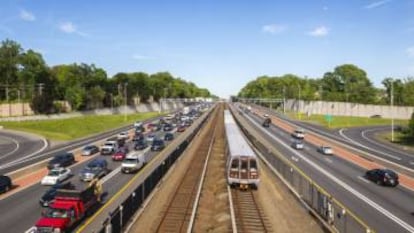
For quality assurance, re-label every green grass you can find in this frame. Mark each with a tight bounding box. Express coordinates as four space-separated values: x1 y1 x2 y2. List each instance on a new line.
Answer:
285 111 408 129
378 131 414 149
0 112 161 141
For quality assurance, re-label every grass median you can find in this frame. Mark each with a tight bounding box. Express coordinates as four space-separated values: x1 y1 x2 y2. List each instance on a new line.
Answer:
0 112 161 141
285 111 408 129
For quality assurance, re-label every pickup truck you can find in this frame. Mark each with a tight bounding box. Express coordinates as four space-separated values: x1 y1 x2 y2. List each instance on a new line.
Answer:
33 183 102 233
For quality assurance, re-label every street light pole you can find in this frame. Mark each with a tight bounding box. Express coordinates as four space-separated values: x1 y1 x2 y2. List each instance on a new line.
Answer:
297 84 301 120
124 83 128 122
282 86 286 114
391 80 394 142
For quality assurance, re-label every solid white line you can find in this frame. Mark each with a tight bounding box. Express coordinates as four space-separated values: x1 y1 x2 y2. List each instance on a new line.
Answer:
358 176 370 184
245 113 414 233
0 135 20 159
361 128 414 158
339 128 402 161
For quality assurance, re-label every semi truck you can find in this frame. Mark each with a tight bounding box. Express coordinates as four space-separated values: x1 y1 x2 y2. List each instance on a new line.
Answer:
33 183 102 233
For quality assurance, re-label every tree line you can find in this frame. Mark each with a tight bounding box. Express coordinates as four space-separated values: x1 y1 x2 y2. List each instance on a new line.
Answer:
238 64 414 106
0 39 213 114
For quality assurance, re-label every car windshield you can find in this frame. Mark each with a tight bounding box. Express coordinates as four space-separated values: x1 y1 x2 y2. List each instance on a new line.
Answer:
124 158 138 163
48 170 61 176
153 140 163 145
43 208 68 218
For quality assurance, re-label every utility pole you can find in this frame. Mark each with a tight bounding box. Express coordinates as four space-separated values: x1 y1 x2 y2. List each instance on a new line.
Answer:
124 83 128 122
283 86 286 114
297 84 301 120
391 80 394 142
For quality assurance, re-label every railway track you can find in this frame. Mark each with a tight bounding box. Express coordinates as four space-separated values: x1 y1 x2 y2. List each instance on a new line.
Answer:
229 189 273 233
155 105 223 233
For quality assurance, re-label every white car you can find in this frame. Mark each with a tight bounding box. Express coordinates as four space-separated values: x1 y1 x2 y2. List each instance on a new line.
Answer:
292 128 305 139
41 168 71 185
117 131 129 140
318 146 333 155
133 121 143 128
146 133 156 142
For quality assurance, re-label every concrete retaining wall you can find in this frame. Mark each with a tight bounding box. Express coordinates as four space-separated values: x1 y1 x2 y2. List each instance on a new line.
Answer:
285 99 414 119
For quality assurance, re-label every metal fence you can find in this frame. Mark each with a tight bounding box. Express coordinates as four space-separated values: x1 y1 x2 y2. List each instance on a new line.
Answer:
235 116 374 233
95 111 210 233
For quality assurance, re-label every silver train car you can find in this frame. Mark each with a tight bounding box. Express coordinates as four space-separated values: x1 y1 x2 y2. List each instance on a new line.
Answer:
224 110 260 189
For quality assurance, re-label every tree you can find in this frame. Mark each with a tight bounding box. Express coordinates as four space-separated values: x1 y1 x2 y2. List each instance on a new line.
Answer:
409 112 414 138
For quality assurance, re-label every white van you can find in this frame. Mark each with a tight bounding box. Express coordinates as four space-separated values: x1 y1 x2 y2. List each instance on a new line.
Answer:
121 150 154 173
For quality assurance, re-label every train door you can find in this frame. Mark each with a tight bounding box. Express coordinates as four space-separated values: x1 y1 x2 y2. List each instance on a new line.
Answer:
240 157 249 179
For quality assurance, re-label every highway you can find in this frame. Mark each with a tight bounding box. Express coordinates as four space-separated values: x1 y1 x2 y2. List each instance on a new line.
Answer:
254 105 414 173
0 130 48 169
238 107 414 233
0 114 202 233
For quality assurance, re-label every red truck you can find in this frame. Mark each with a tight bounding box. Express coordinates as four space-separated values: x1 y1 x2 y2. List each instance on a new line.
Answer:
33 183 101 233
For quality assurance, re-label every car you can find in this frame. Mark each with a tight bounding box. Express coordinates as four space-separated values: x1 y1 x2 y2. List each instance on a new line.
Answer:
135 125 145 134
81 145 99 156
133 121 143 128
149 123 162 132
184 119 193 127
134 139 148 150
317 146 333 155
146 133 156 142
39 182 74 207
151 139 165 151
79 159 108 181
164 132 174 141
112 149 128 161
262 118 271 127
117 131 129 140
41 168 72 185
291 140 304 150
263 113 269 118
177 125 186 132
163 123 174 132
365 169 399 187
132 133 145 142
292 128 305 139
0 175 12 193
47 153 75 170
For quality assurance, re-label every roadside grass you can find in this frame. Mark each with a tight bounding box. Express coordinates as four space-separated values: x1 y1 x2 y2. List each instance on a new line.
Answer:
0 112 160 141
285 111 408 129
377 131 414 149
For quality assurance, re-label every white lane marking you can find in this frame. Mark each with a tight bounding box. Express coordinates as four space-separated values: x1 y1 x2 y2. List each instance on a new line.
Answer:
361 128 414 158
245 113 414 233
291 156 299 162
358 176 370 184
339 128 402 161
0 135 20 159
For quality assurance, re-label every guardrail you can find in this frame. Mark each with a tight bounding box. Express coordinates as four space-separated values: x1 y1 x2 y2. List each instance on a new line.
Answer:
230 106 374 233
85 108 213 233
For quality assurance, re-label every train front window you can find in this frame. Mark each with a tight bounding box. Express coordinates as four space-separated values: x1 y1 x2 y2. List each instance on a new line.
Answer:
250 160 257 169
231 159 239 169
241 159 248 170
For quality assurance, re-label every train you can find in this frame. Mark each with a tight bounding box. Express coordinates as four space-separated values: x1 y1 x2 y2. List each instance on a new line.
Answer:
224 109 260 189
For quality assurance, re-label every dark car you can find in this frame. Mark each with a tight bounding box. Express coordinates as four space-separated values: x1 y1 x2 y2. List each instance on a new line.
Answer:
151 139 165 151
81 145 99 156
184 119 193 127
163 123 174 132
164 132 174 141
47 153 75 170
79 159 108 181
0 175 12 193
39 182 74 207
132 133 145 142
365 169 399 187
134 139 148 150
262 118 271 127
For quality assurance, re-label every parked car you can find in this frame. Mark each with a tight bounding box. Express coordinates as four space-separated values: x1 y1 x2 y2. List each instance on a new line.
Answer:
81 145 99 156
291 140 304 150
112 149 127 161
164 132 174 141
317 146 333 155
39 182 74 207
41 168 72 185
0 175 12 193
365 168 399 187
117 131 129 140
134 139 148 150
79 159 108 181
151 139 165 151
47 153 75 170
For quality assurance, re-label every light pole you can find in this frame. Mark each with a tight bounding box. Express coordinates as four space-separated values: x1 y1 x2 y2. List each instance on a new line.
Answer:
124 83 128 122
297 83 301 120
282 86 286 114
391 80 394 142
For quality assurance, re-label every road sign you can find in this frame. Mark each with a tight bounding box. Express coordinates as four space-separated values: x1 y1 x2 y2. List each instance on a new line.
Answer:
325 114 333 122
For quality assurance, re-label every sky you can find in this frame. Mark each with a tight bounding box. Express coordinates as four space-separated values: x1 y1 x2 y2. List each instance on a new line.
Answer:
1 0 414 98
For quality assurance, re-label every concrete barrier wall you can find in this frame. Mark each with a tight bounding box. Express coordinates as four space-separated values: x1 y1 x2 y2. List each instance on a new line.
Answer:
284 99 414 119
0 101 184 122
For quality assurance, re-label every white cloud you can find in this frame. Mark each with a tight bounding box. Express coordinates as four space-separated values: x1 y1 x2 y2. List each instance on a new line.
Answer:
20 9 35 21
364 0 392 9
132 54 155 60
262 24 287 34
308 26 329 37
59 22 76 33
407 47 414 57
